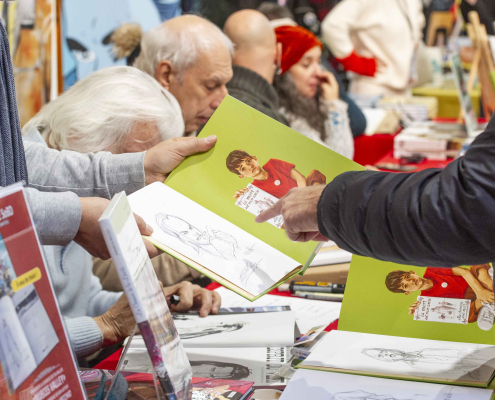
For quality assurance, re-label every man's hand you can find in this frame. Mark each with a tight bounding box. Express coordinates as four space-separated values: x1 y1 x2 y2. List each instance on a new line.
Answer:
94 293 136 346
144 136 217 185
164 281 221 317
319 71 340 102
476 288 495 304
74 197 158 260
233 187 249 200
255 185 328 242
408 300 421 316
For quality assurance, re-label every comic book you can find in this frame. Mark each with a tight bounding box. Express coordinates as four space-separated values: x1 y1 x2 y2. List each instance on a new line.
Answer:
338 256 495 345
0 183 85 400
129 96 364 301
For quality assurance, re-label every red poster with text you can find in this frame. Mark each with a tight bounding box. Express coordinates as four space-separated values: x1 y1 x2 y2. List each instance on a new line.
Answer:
0 183 85 400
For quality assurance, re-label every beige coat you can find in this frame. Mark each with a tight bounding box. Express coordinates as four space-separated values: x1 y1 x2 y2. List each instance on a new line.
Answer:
93 253 202 292
322 0 425 95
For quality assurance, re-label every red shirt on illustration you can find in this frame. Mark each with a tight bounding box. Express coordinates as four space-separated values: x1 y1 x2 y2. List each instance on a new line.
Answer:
251 159 298 199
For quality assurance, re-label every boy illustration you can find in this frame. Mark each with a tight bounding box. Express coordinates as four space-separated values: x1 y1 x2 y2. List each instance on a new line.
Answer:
226 150 307 199
385 265 494 326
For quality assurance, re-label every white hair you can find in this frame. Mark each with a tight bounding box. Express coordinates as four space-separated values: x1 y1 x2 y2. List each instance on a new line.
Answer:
134 16 234 80
22 66 185 153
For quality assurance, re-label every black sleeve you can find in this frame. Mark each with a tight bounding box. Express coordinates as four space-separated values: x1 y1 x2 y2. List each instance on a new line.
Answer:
317 114 495 267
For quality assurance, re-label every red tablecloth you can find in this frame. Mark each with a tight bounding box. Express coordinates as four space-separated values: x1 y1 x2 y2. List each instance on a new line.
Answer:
353 133 397 166
93 283 339 370
375 151 454 172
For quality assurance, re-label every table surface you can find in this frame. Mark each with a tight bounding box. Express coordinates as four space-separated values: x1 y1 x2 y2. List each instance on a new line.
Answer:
93 283 339 370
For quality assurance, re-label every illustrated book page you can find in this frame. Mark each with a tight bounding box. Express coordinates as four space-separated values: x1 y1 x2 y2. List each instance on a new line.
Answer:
99 192 192 400
300 330 495 386
128 311 295 348
0 183 85 400
338 255 495 345
129 183 302 300
280 369 493 400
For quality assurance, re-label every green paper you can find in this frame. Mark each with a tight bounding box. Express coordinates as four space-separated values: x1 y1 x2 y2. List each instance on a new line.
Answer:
339 256 495 345
166 96 364 265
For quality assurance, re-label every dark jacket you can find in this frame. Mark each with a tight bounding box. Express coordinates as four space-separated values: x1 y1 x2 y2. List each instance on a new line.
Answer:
318 114 495 268
227 65 290 126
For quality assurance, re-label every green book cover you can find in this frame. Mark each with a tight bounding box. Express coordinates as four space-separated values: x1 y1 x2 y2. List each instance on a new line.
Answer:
339 256 495 345
129 96 363 300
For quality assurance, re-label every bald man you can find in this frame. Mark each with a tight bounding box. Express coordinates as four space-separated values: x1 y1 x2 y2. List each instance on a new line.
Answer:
134 15 234 133
224 10 289 125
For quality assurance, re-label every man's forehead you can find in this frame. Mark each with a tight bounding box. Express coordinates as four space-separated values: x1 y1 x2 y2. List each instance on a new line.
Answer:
192 48 233 80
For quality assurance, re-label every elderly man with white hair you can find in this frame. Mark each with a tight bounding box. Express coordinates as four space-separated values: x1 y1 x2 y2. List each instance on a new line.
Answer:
22 66 221 359
114 15 234 134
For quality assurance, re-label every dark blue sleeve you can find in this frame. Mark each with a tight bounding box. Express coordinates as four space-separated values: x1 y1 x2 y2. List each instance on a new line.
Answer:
317 114 495 267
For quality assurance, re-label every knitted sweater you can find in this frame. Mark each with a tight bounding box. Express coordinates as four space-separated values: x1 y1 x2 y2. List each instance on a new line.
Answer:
227 65 289 126
280 99 354 160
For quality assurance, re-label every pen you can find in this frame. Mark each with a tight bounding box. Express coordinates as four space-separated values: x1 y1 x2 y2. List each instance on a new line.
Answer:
294 291 344 302
279 281 345 294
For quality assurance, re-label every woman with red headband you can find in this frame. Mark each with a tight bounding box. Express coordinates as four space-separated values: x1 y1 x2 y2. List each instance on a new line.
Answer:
273 25 354 160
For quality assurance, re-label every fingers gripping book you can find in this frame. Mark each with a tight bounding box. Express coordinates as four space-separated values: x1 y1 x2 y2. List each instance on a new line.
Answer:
129 96 363 301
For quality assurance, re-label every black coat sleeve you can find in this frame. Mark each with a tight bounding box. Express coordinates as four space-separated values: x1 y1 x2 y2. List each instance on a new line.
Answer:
317 114 495 267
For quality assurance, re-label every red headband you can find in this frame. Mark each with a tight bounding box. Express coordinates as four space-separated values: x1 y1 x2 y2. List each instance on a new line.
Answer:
275 25 323 74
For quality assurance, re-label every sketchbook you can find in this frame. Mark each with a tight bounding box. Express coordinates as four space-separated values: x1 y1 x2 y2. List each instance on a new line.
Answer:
280 369 493 400
299 330 495 387
338 256 495 345
128 310 296 348
128 96 364 301
99 192 192 400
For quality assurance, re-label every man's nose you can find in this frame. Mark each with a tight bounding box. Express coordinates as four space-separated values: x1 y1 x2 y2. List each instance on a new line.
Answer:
211 85 229 109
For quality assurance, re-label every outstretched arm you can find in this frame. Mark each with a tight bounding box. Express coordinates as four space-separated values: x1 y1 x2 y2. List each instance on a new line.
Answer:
290 168 307 188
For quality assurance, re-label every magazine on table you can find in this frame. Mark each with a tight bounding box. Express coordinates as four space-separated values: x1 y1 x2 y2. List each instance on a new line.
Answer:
280 369 494 400
99 192 192 400
128 96 364 301
0 183 85 400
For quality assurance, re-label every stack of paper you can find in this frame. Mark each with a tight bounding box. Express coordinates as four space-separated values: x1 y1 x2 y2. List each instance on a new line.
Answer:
310 240 352 266
377 96 438 121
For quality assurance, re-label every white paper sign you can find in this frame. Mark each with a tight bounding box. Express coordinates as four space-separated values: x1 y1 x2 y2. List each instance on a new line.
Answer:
414 296 471 325
235 184 284 229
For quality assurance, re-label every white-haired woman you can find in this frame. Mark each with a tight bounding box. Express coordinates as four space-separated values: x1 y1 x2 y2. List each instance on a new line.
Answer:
23 66 219 360
23 65 184 153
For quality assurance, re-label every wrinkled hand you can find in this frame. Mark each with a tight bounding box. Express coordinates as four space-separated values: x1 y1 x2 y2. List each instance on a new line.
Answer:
74 197 158 260
164 281 221 317
94 293 136 346
408 300 421 316
233 187 249 200
476 288 494 304
144 136 217 185
255 185 328 242
319 71 339 102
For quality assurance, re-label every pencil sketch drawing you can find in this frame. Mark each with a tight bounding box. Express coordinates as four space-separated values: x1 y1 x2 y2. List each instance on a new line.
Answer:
240 259 263 287
179 321 247 340
362 347 487 380
156 214 239 260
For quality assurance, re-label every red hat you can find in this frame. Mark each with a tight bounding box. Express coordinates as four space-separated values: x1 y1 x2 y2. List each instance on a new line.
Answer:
275 25 323 74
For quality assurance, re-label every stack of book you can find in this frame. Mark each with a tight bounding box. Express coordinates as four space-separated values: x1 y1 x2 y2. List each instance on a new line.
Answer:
376 96 439 121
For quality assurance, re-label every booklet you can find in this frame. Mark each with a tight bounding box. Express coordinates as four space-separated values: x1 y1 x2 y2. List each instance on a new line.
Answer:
128 96 363 301
280 369 493 400
338 256 495 344
99 192 192 400
130 311 296 348
300 330 495 387
0 183 85 400
121 346 291 386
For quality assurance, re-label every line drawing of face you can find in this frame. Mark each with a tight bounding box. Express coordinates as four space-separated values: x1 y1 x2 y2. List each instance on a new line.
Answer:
179 322 246 339
190 361 250 380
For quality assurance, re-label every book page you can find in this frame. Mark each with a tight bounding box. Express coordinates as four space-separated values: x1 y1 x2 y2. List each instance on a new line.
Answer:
339 256 495 345
281 369 493 400
129 183 300 297
235 184 284 229
214 286 341 334
302 331 495 385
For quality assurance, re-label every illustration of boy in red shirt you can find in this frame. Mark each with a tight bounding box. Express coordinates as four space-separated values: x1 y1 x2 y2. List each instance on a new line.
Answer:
385 265 494 324
226 150 308 199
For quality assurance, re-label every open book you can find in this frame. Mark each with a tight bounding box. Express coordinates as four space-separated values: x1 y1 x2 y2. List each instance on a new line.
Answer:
129 96 363 300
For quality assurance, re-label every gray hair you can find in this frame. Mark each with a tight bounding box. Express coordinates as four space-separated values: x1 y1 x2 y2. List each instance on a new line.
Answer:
133 16 234 81
22 66 184 153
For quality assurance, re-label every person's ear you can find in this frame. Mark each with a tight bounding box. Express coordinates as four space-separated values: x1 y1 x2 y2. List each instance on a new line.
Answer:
155 60 173 90
238 175 245 179
253 156 258 161
404 291 411 295
409 270 415 275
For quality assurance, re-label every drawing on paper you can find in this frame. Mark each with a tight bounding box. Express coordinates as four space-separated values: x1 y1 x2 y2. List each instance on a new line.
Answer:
190 361 251 380
361 347 487 380
330 390 416 400
179 322 247 340
240 259 262 287
156 214 239 260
